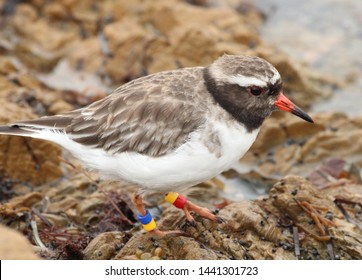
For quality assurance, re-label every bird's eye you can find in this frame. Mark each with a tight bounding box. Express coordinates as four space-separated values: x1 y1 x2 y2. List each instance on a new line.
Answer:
249 86 264 96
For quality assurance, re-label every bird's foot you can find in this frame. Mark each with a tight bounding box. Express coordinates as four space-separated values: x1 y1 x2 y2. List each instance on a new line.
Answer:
165 192 224 225
184 200 224 224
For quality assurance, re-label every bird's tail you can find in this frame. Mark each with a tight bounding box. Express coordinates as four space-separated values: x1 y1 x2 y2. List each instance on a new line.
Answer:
0 115 73 138
0 125 37 137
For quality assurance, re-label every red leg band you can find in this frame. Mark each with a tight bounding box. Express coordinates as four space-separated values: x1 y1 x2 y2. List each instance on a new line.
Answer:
173 193 187 209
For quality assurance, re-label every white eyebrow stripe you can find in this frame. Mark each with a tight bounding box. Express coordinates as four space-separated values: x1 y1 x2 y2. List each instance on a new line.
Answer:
228 75 267 88
269 68 281 84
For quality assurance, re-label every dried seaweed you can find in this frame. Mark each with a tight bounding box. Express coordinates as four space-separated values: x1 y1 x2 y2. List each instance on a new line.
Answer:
294 199 334 241
38 227 91 259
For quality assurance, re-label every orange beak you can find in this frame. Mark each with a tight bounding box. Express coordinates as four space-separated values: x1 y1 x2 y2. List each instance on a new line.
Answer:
275 92 314 123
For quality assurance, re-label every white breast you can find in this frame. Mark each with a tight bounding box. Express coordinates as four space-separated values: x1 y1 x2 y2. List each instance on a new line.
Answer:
35 120 259 192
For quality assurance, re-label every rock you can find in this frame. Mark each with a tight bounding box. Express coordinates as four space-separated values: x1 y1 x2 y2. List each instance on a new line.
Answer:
102 18 150 82
245 112 362 179
0 224 40 259
83 231 126 260
251 120 286 152
4 192 43 210
300 130 362 163
0 135 63 185
115 235 221 260
283 117 325 139
256 49 331 108
0 56 18 75
115 175 362 260
35 213 69 229
9 3 77 71
270 176 362 260
42 2 68 19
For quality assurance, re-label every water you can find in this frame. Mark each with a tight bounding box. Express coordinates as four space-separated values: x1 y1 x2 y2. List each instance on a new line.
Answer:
252 0 362 115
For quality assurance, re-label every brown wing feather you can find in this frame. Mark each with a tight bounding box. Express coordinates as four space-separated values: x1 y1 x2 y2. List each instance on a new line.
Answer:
66 69 206 157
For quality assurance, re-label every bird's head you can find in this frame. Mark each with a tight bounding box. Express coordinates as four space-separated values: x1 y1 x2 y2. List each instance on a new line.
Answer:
204 54 313 131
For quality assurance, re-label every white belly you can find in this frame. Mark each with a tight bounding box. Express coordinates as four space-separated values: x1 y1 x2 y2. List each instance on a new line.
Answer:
37 121 259 192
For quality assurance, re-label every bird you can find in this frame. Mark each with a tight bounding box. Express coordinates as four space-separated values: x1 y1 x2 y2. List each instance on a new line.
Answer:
0 54 313 236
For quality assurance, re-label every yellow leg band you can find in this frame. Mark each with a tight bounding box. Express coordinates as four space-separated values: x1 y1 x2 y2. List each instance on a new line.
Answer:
165 192 179 204
143 218 156 232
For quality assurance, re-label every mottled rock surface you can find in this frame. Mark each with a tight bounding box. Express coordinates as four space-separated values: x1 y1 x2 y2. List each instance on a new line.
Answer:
112 176 362 260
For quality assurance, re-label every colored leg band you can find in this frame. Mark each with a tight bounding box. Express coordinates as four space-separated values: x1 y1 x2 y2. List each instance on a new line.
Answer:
137 210 156 232
165 192 187 209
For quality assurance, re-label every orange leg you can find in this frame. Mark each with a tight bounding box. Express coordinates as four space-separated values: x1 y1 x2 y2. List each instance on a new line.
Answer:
132 192 187 237
165 192 224 225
